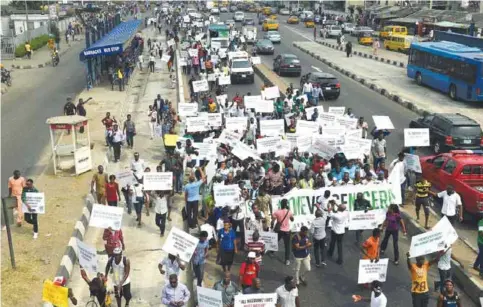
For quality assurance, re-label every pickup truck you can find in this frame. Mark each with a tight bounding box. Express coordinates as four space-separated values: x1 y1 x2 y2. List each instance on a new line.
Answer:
420 150 483 220
242 26 257 44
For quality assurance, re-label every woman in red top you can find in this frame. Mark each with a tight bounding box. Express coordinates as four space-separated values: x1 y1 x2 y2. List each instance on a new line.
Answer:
102 227 125 258
239 252 260 291
105 175 121 207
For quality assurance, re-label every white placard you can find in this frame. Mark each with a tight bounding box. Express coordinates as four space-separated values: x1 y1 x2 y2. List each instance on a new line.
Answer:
162 227 199 262
76 239 98 274
89 204 124 230
195 33 204 41
314 134 345 147
213 184 240 207
348 209 387 230
432 216 458 247
404 153 422 173
197 287 223 307
257 136 281 154
226 117 247 132
187 117 209 132
310 138 339 159
336 116 358 130
276 139 292 157
218 75 231 85
143 172 173 190
192 80 209 93
216 94 227 106
409 230 446 258
183 15 190 23
264 86 280 99
234 293 277 307
161 54 171 62
328 106 345 116
115 170 137 188
260 119 284 137
322 126 345 136
318 112 337 127
346 137 372 156
255 100 275 113
168 38 175 46
231 141 262 161
340 143 363 160
251 56 261 65
357 259 389 284
178 103 199 117
372 115 395 130
244 95 262 105
404 128 430 147
292 159 307 175
207 113 223 127
345 129 363 139
207 73 217 81
193 142 217 160
205 161 217 184
179 58 188 66
218 130 243 147
296 120 319 134
189 48 199 57
245 229 278 251
305 106 324 120
74 146 93 175
23 192 45 214
296 135 312 152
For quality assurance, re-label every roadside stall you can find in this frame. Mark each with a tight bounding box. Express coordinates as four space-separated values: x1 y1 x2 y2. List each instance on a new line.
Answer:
46 115 93 176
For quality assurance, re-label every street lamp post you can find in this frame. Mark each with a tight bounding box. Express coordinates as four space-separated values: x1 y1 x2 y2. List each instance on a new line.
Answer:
24 0 30 42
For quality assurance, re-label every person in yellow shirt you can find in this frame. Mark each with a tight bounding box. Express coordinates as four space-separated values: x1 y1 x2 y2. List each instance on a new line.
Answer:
117 68 124 91
208 99 217 113
25 42 32 59
406 251 443 307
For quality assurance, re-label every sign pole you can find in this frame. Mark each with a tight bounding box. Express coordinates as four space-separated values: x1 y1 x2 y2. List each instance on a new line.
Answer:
2 198 16 269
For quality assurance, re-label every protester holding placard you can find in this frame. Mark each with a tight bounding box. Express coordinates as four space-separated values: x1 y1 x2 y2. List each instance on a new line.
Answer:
21 178 40 239
328 202 350 265
406 251 443 307
105 248 132 307
239 252 260 291
380 204 407 265
352 280 387 306
158 253 186 284
103 227 125 259
361 228 381 264
184 168 206 229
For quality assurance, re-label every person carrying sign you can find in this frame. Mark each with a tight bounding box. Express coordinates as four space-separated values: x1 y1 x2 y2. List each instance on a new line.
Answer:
354 193 372 244
79 268 110 307
21 178 40 239
360 228 381 287
105 247 132 307
352 280 387 306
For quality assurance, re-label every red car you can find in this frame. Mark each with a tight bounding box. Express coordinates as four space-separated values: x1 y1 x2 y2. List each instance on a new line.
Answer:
421 150 483 220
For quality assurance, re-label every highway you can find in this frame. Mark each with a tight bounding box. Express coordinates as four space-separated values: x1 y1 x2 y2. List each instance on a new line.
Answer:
213 11 477 306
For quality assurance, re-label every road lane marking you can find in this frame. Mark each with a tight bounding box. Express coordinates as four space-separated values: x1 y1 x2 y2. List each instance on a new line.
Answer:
311 66 322 72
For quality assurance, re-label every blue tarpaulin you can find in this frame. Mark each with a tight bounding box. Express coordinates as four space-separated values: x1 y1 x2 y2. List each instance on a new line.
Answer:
80 19 141 60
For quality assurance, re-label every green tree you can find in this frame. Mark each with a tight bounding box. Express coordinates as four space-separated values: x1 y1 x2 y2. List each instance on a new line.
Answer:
10 1 43 11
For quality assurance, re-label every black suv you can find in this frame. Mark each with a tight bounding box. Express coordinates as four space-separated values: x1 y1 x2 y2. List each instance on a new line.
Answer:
300 71 341 100
409 113 483 153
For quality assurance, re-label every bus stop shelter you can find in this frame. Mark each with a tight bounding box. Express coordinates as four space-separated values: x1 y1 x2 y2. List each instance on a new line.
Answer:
46 115 92 176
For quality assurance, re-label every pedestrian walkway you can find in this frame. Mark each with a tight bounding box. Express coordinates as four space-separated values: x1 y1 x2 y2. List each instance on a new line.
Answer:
2 37 85 70
293 41 483 126
67 27 193 306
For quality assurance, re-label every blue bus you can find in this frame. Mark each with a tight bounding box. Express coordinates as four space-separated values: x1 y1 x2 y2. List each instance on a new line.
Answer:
407 41 483 102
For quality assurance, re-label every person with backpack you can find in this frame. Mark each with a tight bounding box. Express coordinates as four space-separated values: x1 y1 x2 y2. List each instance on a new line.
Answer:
239 252 260 291
437 279 461 307
105 247 132 307
292 226 312 287
80 268 110 307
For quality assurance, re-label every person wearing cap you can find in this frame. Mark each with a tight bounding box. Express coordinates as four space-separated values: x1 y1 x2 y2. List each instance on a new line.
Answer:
161 274 190 307
437 279 461 307
105 247 132 307
353 280 387 306
239 251 260 291
64 97 77 116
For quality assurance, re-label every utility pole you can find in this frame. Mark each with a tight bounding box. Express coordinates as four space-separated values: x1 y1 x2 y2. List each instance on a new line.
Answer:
24 0 30 42
480 0 483 13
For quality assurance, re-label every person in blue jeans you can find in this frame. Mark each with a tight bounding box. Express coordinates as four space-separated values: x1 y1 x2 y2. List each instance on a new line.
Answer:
474 219 483 278
184 168 206 229
192 231 209 286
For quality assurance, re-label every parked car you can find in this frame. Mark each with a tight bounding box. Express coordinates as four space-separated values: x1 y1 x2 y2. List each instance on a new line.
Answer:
420 150 483 220
243 18 255 26
324 20 338 26
254 39 275 54
210 8 220 15
220 7 228 13
409 113 483 154
234 11 245 22
342 23 355 34
300 72 341 99
352 26 373 36
279 8 290 15
273 54 302 76
230 6 238 12
287 15 300 24
326 25 342 37
263 31 281 43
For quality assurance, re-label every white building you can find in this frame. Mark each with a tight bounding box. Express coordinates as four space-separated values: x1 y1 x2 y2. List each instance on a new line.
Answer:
9 13 50 36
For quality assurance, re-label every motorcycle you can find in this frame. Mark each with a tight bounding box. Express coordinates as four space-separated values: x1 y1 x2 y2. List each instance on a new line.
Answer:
1 69 12 87
52 53 60 66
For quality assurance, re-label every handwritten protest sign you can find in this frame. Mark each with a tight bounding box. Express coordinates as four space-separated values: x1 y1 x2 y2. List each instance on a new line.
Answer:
336 116 358 130
404 153 422 173
76 238 98 274
23 192 45 214
276 140 292 157
372 115 395 130
260 119 284 137
432 216 458 247
144 172 173 190
310 138 339 159
357 259 389 284
42 279 69 307
116 170 136 188
178 103 199 117
214 184 240 207
348 209 387 230
216 94 228 105
346 137 372 156
207 113 223 127
231 142 262 161
234 293 277 307
245 229 279 251
197 287 222 307
328 106 345 116
193 142 217 160
89 204 124 230
257 136 281 154
192 80 209 92
244 95 262 105
187 117 209 132
161 54 171 62
162 227 199 262
218 75 231 85
226 117 247 131
404 128 430 147
409 230 446 258
296 120 318 134
318 112 337 127
251 56 261 65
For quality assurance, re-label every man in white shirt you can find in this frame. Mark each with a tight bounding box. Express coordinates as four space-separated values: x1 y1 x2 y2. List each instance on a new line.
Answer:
353 280 387 307
109 124 124 163
276 276 300 307
434 185 462 225
302 81 313 102
327 203 349 265
389 152 407 205
138 54 144 70
158 254 186 284
131 152 145 183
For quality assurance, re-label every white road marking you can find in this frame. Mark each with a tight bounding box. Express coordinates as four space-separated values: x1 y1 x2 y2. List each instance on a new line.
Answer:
282 24 316 42
311 66 322 72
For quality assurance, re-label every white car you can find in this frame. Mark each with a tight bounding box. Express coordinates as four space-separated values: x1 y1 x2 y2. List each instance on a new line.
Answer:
210 8 220 15
220 7 228 12
279 8 290 15
234 11 245 22
230 58 254 84
352 26 373 36
263 31 281 43
342 23 355 34
327 25 342 37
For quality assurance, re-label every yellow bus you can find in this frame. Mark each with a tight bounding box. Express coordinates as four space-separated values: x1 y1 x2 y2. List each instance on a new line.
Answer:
380 25 408 39
383 34 412 53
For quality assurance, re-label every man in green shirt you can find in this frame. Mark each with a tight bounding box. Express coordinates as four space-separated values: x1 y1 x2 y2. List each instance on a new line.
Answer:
274 98 284 119
21 178 40 239
213 271 240 306
474 219 483 277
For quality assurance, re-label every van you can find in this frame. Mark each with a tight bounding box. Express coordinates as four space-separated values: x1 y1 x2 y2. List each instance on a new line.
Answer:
380 25 408 39
384 34 412 53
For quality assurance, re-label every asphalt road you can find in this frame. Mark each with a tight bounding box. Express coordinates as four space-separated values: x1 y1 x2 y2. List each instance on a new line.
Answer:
1 44 86 188
218 12 477 306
